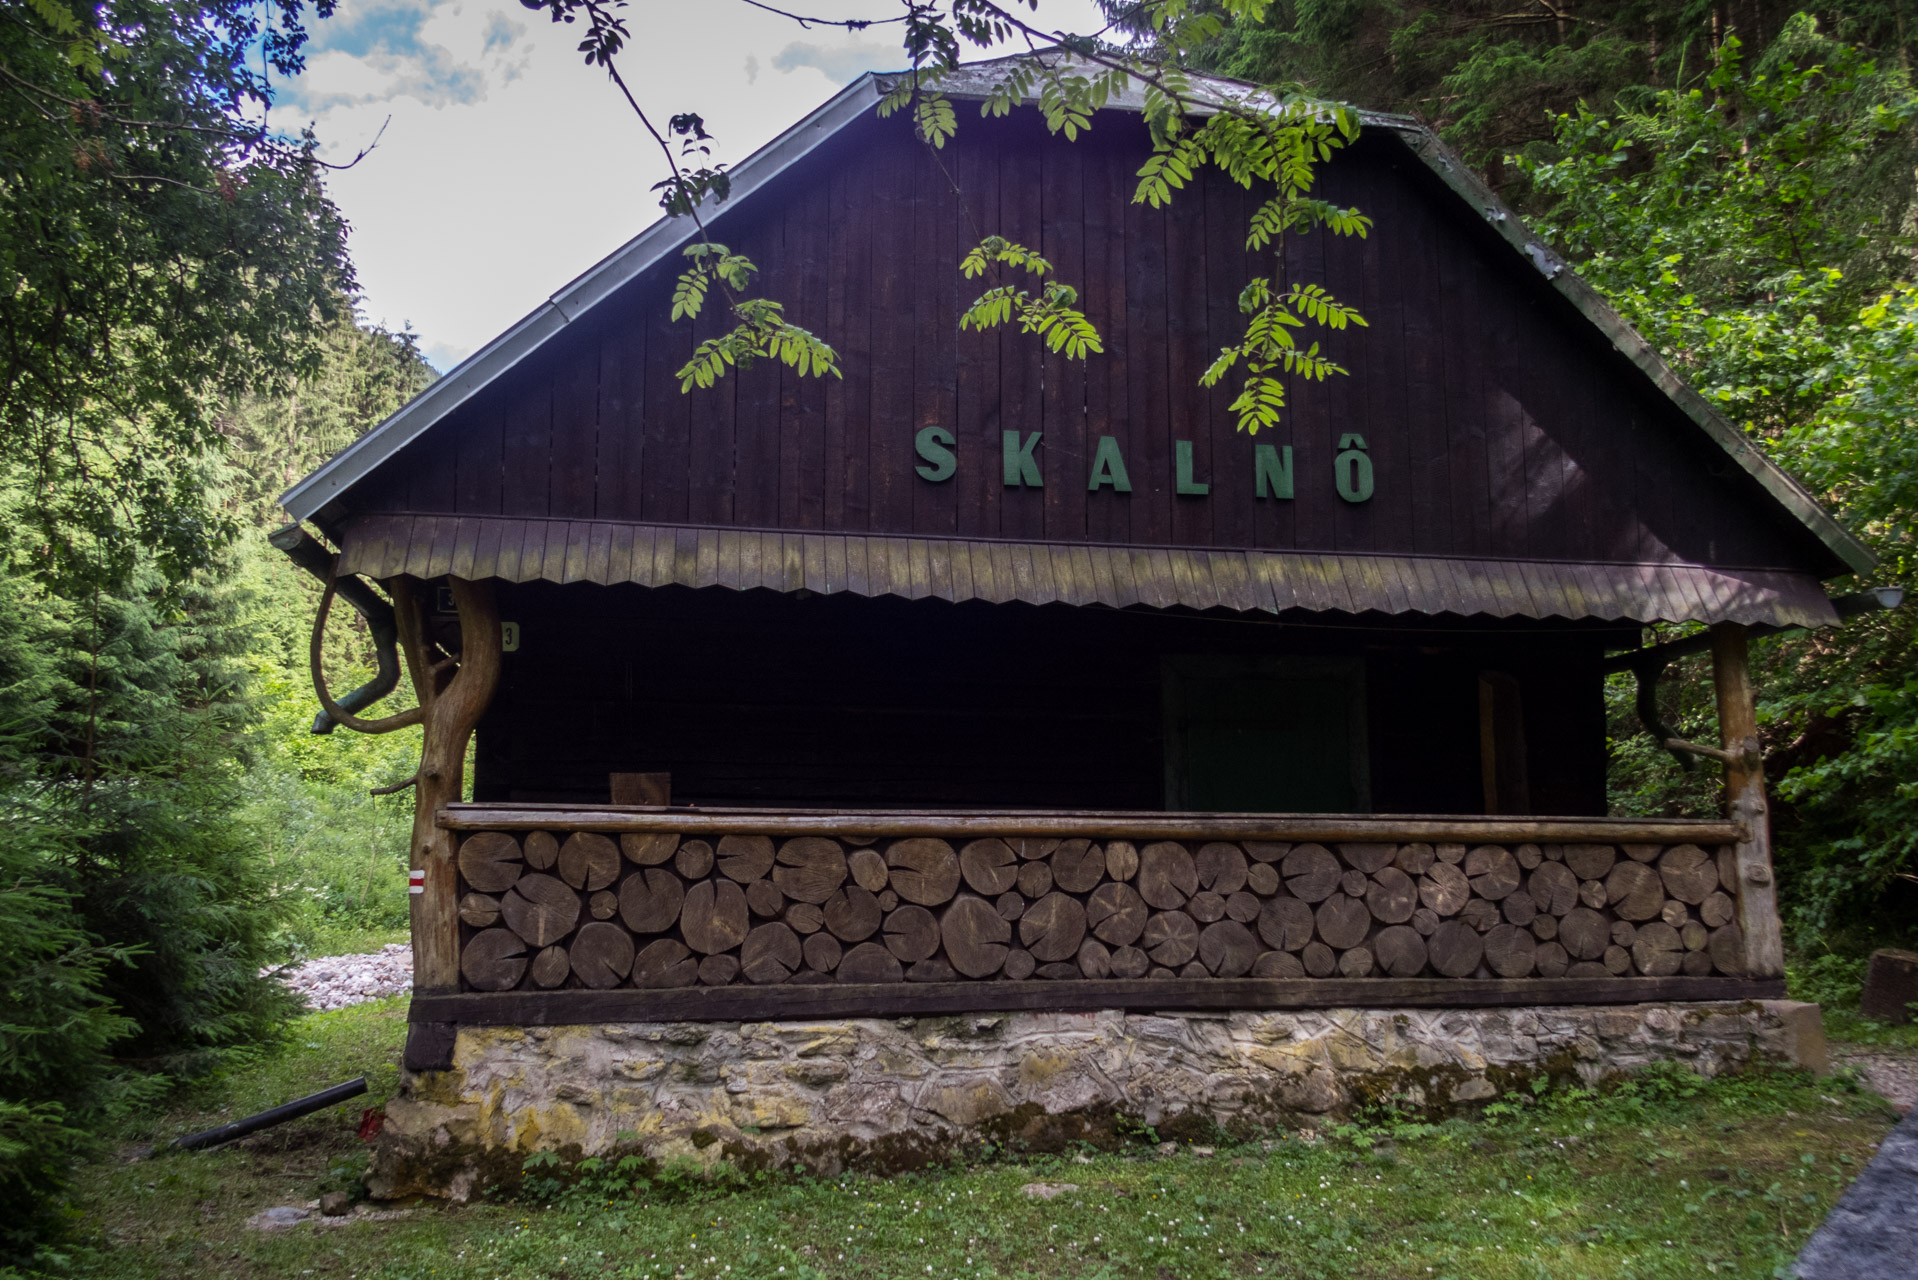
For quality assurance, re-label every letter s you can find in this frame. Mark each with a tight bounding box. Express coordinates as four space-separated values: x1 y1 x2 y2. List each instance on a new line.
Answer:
915 426 956 482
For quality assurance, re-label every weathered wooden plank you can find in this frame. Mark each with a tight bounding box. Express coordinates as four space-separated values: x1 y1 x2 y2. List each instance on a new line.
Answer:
968 540 1000 602
453 398 504 516
803 532 830 594
469 516 505 581
447 517 480 582
414 974 1786 1027
560 520 592 585
423 515 459 579
780 531 805 594
630 524 661 588
531 520 563 585
927 539 955 601
948 538 975 602
595 313 645 522
823 533 848 596
549 344 601 523
606 521 635 586
907 537 933 599
440 803 1744 844
714 528 743 592
842 533 869 597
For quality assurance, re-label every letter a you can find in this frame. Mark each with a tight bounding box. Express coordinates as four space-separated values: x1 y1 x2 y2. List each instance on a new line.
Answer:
1087 436 1132 493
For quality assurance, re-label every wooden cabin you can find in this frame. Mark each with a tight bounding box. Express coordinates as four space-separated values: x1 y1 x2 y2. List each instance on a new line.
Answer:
278 58 1870 1060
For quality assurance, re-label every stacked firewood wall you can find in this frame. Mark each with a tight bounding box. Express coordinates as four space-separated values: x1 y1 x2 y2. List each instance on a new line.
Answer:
454 832 1747 991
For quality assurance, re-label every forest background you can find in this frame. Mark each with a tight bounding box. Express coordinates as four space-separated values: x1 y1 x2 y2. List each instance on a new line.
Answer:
2 0 1915 1266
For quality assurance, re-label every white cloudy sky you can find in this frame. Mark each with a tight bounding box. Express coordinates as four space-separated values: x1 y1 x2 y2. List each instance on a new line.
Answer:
270 0 1107 370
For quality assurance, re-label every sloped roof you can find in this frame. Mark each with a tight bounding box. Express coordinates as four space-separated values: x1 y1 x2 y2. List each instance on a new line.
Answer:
280 53 1873 578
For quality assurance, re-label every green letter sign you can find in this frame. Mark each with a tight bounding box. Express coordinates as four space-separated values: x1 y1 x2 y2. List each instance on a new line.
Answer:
914 426 956 482
1002 430 1043 487
1088 436 1132 492
1174 440 1209 496
1335 433 1373 503
1254 443 1293 499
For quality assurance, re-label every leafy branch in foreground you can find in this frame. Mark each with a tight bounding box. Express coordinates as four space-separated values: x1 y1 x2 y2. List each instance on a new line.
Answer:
957 236 1104 359
529 0 1366 417
1137 96 1372 433
872 1 1372 429
520 0 841 391
672 245 838 391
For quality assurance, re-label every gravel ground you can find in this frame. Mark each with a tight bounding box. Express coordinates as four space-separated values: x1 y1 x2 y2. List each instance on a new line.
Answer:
273 944 412 1011
1834 1048 1918 1112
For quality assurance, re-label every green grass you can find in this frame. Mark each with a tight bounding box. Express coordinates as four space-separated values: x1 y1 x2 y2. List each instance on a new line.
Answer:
59 1000 1901 1280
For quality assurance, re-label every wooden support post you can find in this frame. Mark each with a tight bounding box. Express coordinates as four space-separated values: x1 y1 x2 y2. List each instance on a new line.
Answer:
1711 622 1783 978
397 577 503 994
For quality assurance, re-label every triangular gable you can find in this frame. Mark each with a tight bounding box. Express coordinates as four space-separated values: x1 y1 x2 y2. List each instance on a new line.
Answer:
282 56 1871 584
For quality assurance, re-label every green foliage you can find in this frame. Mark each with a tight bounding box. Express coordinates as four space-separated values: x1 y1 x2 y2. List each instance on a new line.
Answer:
0 0 353 588
669 243 840 391
1134 97 1368 433
1516 22 1918 943
958 236 1105 359
0 302 427 1262
1187 1 1918 170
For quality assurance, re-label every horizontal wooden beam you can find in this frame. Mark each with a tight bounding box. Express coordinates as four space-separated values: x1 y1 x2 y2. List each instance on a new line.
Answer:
410 975 1784 1026
439 804 1744 845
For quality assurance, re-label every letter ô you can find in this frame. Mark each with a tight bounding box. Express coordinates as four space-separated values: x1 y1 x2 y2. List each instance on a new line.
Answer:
1335 433 1374 503
1003 430 1043 488
915 426 956 482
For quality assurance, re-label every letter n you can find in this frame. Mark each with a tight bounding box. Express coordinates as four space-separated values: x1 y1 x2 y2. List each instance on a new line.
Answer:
1255 443 1294 499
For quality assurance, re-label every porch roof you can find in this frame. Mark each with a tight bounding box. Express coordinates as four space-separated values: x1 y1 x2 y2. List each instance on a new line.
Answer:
337 513 1839 629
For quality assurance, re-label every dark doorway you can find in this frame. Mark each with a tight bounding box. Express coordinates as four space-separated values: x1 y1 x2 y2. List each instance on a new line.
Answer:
1162 656 1370 812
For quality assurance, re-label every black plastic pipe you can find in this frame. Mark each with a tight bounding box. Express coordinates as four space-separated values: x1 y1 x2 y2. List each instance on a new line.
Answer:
174 1077 368 1151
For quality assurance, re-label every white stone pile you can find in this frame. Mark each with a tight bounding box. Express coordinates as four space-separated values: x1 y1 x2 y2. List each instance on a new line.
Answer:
274 943 413 1011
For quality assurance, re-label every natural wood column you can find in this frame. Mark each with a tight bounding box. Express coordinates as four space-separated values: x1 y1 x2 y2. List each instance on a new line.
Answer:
312 570 502 995
394 577 502 993
1711 622 1783 978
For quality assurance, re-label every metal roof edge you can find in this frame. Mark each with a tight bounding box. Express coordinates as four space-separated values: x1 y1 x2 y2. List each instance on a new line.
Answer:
278 73 887 522
1380 121 1876 578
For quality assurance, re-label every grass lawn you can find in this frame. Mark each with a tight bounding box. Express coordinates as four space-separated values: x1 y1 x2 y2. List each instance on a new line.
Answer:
65 998 1901 1280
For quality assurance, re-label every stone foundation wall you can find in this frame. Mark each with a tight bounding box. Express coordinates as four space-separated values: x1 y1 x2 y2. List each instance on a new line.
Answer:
369 1000 1827 1201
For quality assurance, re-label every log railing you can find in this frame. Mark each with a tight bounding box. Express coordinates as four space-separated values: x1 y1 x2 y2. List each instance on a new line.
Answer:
415 808 1780 1031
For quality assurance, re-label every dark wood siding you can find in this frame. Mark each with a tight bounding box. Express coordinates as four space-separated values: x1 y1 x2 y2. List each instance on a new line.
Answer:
344 110 1828 576
472 582 1615 814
